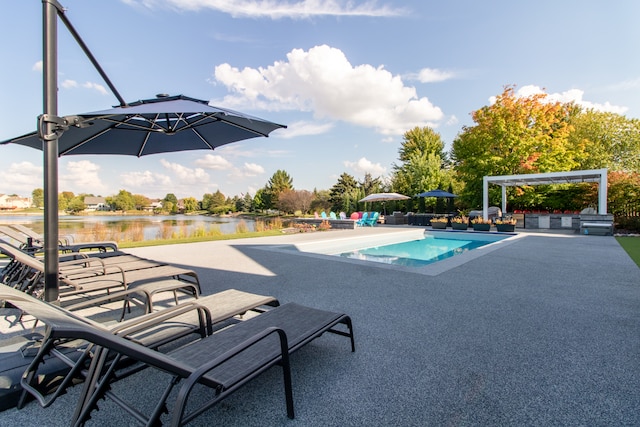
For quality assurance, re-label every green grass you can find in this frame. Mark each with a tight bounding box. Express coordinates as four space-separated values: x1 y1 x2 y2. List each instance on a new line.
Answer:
616 236 640 268
117 229 284 249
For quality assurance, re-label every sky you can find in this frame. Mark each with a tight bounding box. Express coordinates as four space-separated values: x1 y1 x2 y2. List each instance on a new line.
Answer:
1 0 639 201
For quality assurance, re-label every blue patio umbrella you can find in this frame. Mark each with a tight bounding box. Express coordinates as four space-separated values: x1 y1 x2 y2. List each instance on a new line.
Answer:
3 94 286 157
416 189 458 198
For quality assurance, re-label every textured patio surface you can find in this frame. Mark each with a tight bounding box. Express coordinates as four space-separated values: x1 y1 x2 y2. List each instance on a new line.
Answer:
1 226 639 426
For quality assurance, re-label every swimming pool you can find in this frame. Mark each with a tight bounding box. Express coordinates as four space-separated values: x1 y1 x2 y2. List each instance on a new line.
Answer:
337 234 494 267
286 229 517 274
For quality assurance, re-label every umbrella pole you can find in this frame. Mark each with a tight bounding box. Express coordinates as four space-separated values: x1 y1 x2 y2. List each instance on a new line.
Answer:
42 0 60 302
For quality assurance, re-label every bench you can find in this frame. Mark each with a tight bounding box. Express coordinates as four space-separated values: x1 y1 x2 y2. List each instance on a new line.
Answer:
580 222 613 236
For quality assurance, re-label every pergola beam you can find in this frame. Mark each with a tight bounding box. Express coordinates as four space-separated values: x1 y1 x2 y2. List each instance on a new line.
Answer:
482 168 608 220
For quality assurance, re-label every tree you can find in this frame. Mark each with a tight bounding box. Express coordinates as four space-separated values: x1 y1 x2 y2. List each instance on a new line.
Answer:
277 189 314 214
359 173 382 197
240 193 253 212
398 126 447 164
66 195 86 213
32 188 44 208
309 188 331 213
329 173 359 213
253 188 267 212
569 108 640 172
392 127 447 212
265 170 293 209
58 191 75 212
163 193 179 214
201 193 214 211
133 194 151 211
107 190 135 211
210 190 226 209
182 197 199 213
452 85 575 208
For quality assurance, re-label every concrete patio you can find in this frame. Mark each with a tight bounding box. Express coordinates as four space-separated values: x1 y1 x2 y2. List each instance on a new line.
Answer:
1 226 639 426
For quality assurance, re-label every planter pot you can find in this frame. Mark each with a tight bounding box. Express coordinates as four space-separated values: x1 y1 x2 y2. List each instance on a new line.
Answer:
431 221 447 229
496 223 515 232
451 222 468 230
472 223 491 232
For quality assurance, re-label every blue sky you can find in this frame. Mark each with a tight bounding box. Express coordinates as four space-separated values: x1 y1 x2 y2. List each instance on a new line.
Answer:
1 0 638 200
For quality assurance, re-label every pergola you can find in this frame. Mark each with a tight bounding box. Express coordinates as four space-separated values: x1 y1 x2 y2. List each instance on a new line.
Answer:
482 168 608 220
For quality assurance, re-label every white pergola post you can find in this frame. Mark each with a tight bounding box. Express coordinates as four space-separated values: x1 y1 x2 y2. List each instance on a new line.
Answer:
482 176 489 220
501 185 507 216
598 168 608 214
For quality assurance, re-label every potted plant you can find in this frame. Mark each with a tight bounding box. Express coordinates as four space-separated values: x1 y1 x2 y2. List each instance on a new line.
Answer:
471 217 492 231
495 217 517 232
451 216 469 230
430 216 448 229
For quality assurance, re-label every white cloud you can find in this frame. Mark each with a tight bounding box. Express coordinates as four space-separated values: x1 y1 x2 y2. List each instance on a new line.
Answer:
60 160 108 193
121 170 172 189
32 61 42 72
126 0 406 19
415 68 455 83
59 79 108 95
0 161 42 195
214 45 444 135
194 154 234 170
491 85 628 114
344 157 386 176
278 120 334 138
61 79 78 89
82 81 109 96
160 159 210 185
243 162 265 176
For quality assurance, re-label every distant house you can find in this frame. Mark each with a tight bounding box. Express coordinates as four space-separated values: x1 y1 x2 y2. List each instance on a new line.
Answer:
0 194 32 210
83 196 109 212
144 200 163 212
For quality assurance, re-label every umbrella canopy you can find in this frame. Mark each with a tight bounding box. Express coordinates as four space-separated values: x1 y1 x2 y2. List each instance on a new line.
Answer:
417 189 458 198
1 1 287 304
2 95 286 156
359 192 410 203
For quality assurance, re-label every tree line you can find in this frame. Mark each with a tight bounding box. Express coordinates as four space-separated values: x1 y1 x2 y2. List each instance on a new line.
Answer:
27 86 640 226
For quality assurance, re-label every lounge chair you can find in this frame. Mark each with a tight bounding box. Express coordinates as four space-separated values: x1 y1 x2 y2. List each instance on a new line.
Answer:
0 243 200 309
2 224 118 253
329 211 337 219
339 212 347 220
321 211 328 218
0 285 279 411
0 286 354 425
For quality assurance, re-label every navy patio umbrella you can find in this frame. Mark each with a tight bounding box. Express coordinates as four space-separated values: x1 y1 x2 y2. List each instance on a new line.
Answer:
3 94 286 157
416 189 458 198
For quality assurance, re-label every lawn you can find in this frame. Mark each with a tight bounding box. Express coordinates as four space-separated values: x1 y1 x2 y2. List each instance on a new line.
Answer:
616 236 640 268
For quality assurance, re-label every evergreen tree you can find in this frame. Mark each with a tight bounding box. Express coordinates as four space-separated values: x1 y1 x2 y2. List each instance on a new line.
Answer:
329 173 359 212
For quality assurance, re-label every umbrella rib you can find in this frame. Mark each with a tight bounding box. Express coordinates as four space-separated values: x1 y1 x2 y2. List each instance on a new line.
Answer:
138 132 151 157
212 114 270 137
190 127 215 149
59 127 112 155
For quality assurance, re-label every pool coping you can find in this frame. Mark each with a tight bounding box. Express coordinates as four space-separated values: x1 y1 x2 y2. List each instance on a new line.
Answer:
262 229 525 276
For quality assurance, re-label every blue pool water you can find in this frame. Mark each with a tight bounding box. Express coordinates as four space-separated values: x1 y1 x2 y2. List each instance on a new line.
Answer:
338 234 496 267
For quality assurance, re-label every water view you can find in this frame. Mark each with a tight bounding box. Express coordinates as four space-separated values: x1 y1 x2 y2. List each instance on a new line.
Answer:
0 214 257 243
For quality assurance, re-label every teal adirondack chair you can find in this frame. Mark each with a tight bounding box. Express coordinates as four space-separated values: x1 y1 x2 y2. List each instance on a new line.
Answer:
364 212 379 226
356 212 369 226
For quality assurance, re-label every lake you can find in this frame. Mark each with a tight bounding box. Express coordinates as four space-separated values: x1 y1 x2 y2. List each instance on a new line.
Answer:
0 214 257 244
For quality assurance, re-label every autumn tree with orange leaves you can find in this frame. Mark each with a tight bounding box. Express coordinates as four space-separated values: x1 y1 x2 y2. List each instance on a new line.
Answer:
452 85 580 208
